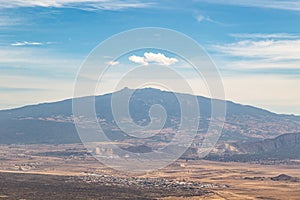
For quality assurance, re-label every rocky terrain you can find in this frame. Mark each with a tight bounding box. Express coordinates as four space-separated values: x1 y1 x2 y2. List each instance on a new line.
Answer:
206 132 300 162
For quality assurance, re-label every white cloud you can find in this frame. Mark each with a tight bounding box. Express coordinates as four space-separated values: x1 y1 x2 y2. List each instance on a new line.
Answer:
211 33 300 74
196 15 205 22
105 60 119 66
213 44 300 72
128 55 148 65
11 41 43 46
196 0 300 11
218 59 300 70
0 0 153 11
213 39 300 62
144 52 178 66
230 33 300 39
195 14 226 25
10 41 56 46
128 52 178 66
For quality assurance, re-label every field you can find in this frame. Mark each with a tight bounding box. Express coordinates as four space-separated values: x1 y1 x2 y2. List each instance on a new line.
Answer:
0 144 300 199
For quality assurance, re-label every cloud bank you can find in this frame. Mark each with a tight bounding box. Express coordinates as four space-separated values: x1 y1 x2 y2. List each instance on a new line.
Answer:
214 39 300 61
0 0 153 11
213 33 300 71
196 0 300 11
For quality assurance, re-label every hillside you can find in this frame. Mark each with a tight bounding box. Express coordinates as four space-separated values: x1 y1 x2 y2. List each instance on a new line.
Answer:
0 88 299 144
207 133 300 161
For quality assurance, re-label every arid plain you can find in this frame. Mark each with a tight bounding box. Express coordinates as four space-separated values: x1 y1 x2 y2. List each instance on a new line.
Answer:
0 144 299 199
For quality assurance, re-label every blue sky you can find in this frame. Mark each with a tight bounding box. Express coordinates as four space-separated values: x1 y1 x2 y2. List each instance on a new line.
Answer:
0 0 300 114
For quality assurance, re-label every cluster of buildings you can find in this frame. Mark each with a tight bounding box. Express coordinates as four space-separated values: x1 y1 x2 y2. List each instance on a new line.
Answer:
76 173 229 191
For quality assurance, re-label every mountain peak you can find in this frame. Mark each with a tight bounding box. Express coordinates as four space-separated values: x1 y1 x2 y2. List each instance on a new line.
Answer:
0 88 300 144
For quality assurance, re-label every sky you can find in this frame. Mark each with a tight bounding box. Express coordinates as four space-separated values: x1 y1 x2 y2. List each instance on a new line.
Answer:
0 0 300 114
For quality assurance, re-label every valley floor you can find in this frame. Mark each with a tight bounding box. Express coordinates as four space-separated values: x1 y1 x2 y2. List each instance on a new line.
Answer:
0 144 300 199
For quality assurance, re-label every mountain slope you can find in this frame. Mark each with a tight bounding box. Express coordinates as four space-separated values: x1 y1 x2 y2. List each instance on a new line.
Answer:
207 133 300 161
0 88 299 144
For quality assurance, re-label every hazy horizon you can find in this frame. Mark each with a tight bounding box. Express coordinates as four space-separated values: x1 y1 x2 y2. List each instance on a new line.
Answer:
1 86 299 117
1 0 299 114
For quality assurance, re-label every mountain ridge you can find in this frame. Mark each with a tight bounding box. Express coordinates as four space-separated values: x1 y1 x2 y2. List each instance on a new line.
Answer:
0 87 300 144
1 87 294 117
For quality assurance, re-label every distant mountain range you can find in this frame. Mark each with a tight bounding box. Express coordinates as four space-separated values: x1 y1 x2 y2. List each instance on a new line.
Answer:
0 87 300 145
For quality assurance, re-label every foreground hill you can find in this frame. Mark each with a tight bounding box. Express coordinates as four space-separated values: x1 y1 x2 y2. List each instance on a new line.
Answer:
207 132 300 161
0 88 299 144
